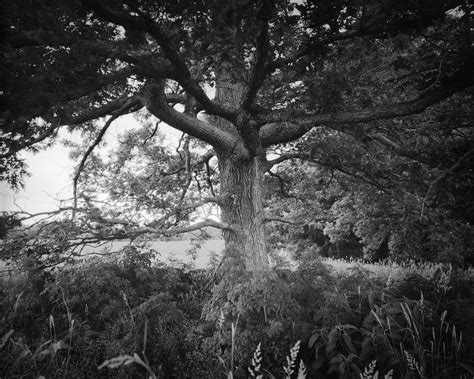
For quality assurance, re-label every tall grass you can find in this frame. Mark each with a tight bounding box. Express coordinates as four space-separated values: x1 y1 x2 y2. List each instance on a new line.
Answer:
2 252 473 378
325 257 474 283
369 296 472 378
0 292 74 377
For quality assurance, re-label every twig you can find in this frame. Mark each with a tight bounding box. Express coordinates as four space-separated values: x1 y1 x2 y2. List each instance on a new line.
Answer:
72 98 138 217
264 216 303 225
140 122 160 146
267 170 292 198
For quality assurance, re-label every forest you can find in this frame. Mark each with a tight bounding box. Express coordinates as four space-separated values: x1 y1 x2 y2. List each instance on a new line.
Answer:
0 0 473 377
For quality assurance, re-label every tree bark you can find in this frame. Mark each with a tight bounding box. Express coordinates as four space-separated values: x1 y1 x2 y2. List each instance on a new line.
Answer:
213 64 269 271
218 152 269 271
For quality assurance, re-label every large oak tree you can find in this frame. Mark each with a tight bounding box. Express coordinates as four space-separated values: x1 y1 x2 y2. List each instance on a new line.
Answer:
1 0 472 271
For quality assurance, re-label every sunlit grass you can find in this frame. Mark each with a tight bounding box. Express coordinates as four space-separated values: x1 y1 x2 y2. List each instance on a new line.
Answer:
323 256 474 282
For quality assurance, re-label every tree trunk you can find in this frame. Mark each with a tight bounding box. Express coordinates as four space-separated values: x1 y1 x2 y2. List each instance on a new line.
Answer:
213 64 269 271
218 152 269 271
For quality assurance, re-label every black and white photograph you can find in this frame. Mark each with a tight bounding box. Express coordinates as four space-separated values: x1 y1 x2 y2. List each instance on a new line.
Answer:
1 1 473 377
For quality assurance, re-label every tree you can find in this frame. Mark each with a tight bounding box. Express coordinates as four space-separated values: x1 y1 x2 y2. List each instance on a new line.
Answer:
266 120 474 264
1 0 472 271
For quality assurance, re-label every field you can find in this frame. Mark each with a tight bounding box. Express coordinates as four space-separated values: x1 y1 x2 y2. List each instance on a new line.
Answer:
81 238 225 268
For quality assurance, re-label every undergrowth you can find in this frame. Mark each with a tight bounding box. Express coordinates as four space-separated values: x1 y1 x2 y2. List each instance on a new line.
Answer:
1 247 473 378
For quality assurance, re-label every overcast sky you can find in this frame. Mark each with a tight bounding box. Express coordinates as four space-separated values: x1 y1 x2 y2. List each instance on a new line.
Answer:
0 141 73 214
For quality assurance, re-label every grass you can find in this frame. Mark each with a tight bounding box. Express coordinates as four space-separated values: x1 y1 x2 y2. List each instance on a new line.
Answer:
324 256 474 282
2 248 473 378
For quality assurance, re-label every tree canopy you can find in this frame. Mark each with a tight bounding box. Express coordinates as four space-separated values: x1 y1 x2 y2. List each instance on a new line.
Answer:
1 0 473 269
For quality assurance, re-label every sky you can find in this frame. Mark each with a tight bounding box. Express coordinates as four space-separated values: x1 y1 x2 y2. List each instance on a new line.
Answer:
0 115 182 216
0 140 73 214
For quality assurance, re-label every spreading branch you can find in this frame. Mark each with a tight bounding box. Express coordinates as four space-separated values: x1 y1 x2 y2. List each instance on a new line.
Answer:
260 78 473 147
142 82 248 156
58 91 180 128
61 95 142 126
137 219 234 236
0 121 60 158
2 67 139 141
266 0 462 73
83 0 236 121
367 131 433 166
264 216 303 225
146 196 222 229
9 207 86 226
267 153 387 191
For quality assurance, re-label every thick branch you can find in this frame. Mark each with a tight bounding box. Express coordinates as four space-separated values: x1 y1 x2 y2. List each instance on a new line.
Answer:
268 153 387 191
367 132 433 166
60 95 142 125
57 67 137 104
30 219 233 247
84 0 236 120
3 90 139 159
83 196 223 233
241 1 272 110
59 91 181 127
260 80 473 147
142 83 248 156
134 219 235 237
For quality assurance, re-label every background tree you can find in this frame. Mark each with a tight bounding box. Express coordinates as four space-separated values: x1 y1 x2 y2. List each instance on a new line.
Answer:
1 0 472 271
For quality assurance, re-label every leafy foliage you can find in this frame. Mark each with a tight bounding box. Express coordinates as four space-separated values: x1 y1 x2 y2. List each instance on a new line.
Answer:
266 92 474 264
1 242 474 378
1 0 472 271
1 2 473 375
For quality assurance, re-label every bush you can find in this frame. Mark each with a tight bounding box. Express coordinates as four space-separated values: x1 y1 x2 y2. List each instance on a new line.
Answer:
0 246 473 378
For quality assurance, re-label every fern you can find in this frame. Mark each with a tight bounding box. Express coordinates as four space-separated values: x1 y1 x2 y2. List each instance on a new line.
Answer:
248 343 263 379
283 340 301 379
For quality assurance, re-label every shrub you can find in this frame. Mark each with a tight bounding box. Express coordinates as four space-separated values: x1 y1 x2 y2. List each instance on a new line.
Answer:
1 245 473 378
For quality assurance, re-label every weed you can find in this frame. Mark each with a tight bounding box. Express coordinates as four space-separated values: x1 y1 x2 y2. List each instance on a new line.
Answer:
1 250 473 378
